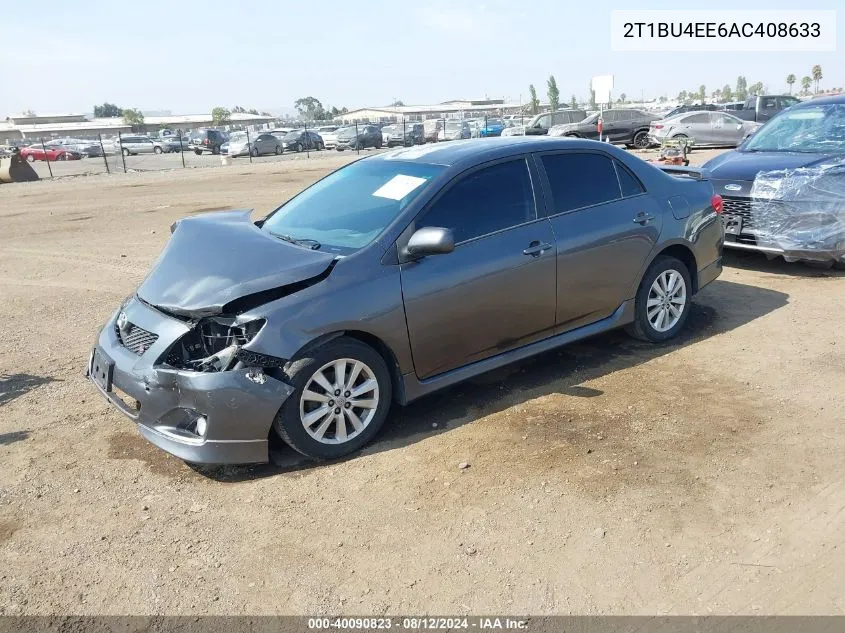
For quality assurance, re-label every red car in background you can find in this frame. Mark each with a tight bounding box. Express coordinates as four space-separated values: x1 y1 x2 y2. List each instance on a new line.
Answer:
19 144 82 162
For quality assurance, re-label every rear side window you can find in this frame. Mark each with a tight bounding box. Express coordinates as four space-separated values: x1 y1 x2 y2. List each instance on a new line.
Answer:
540 153 621 213
683 113 710 124
614 161 645 197
420 159 535 243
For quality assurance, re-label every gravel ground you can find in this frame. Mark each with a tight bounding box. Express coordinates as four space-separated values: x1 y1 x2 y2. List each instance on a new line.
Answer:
1 148 843 615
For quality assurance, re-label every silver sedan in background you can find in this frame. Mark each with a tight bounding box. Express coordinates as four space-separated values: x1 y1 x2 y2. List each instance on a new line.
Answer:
649 111 760 147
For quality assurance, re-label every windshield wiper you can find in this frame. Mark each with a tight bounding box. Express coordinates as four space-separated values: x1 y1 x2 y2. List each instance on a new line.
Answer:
271 233 321 250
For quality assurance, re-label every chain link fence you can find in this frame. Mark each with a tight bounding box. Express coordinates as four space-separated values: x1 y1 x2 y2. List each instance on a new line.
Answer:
7 114 530 181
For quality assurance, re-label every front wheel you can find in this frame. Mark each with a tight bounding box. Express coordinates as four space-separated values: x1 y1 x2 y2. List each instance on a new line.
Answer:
154 146 163 154
626 255 692 343
122 148 130 156
26 154 36 162
274 337 392 460
295 143 303 153
632 130 650 149
194 149 202 155
275 145 281 155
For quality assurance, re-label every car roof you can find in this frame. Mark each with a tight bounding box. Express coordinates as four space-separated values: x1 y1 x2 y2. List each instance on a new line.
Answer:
369 136 624 168
795 94 845 106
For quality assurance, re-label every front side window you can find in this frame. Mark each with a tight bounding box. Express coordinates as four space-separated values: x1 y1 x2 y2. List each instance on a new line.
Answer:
263 159 443 254
419 159 535 244
540 152 621 213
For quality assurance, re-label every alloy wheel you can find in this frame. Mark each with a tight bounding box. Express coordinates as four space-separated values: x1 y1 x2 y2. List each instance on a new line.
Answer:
646 270 687 332
299 358 380 444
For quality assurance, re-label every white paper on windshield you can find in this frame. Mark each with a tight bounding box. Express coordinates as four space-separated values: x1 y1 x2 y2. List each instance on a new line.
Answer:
372 175 427 200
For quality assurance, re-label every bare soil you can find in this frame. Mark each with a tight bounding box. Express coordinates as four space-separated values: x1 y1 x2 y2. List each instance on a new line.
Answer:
1 150 843 615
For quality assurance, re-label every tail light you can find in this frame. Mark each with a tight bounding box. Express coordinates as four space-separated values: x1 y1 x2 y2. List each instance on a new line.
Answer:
652 124 664 129
711 194 724 215
203 138 209 145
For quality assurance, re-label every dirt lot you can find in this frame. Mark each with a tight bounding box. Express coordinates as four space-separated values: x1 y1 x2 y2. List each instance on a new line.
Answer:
1 149 843 615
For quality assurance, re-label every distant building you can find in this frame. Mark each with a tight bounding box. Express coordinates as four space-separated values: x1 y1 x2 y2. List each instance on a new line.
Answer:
337 99 524 123
1 112 276 143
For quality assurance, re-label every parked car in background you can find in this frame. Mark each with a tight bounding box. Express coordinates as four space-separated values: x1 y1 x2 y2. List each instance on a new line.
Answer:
438 120 471 141
117 135 165 156
85 137 723 464
189 129 227 155
661 103 719 119
523 109 588 135
335 125 382 150
549 109 660 148
732 95 800 123
20 145 82 161
226 132 253 157
477 117 505 137
48 137 104 157
279 130 323 152
423 119 445 143
381 123 423 147
649 111 759 147
159 135 189 153
703 94 845 268
719 102 745 111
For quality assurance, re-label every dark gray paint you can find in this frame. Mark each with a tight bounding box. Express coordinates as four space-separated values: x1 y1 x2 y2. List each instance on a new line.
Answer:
88 137 724 464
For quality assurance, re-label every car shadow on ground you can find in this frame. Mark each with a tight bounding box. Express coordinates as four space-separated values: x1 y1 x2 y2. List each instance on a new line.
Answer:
0 373 56 407
195 277 788 482
723 250 845 279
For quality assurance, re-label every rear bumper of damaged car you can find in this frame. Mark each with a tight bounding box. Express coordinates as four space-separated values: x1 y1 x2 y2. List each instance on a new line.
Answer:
86 297 294 464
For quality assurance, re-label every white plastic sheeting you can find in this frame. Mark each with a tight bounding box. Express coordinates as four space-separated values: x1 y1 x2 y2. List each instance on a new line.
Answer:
750 159 845 263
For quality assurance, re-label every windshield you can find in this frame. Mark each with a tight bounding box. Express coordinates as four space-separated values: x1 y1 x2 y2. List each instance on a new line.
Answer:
486 119 503 127
262 159 444 253
337 127 356 138
229 132 247 142
581 113 600 124
742 104 845 154
283 131 301 140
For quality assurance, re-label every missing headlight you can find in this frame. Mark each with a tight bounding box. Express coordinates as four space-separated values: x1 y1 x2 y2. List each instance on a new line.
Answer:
162 318 267 371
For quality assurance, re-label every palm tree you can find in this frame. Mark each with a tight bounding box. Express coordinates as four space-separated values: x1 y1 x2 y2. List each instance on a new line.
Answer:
801 76 812 95
618 93 627 103
698 85 706 103
712 88 722 102
812 65 823 93
786 74 796 94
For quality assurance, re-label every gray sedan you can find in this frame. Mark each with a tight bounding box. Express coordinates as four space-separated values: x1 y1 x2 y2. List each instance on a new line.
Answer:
649 111 759 147
86 137 724 464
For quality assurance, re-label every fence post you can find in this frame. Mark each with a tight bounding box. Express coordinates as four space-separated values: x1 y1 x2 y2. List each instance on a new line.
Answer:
484 114 488 138
98 134 109 174
118 131 126 173
246 128 252 163
355 122 360 155
179 132 186 168
40 138 54 178
304 122 310 158
403 118 406 146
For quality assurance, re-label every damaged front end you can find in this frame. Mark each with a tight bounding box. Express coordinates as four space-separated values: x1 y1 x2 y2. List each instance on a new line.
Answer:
88 296 296 465
750 160 845 265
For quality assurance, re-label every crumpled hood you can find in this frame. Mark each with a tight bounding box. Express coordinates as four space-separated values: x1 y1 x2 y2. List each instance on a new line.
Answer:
137 209 336 317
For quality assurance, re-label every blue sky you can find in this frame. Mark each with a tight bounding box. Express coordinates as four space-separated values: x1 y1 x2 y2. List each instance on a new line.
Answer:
1 0 841 117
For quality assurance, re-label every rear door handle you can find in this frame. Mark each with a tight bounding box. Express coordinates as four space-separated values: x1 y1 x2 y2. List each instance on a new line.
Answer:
633 213 655 225
523 241 552 257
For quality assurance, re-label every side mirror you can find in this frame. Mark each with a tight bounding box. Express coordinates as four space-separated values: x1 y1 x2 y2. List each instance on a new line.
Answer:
402 227 455 261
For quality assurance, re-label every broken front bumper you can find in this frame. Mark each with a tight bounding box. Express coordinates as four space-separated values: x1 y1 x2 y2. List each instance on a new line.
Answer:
86 297 294 464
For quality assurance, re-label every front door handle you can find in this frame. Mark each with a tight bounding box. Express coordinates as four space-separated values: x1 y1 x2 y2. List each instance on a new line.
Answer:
633 213 655 225
523 241 552 257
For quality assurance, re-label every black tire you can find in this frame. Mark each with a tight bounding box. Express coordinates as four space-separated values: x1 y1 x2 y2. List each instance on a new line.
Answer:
194 149 202 155
626 255 693 343
26 154 36 162
632 130 650 149
154 146 163 154
122 148 130 156
375 140 382 149
295 142 303 153
275 145 282 155
318 142 324 151
251 146 259 157
834 259 845 271
273 337 393 460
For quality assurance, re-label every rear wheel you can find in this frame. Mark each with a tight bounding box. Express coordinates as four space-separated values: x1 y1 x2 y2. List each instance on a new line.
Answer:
273 337 392 460
26 154 36 162
626 255 692 342
295 142 303 153
632 130 650 149
122 148 130 156
275 145 281 155
194 149 202 155
154 146 163 154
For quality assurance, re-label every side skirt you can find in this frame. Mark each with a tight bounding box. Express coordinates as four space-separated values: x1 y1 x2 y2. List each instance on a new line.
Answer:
399 299 635 404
